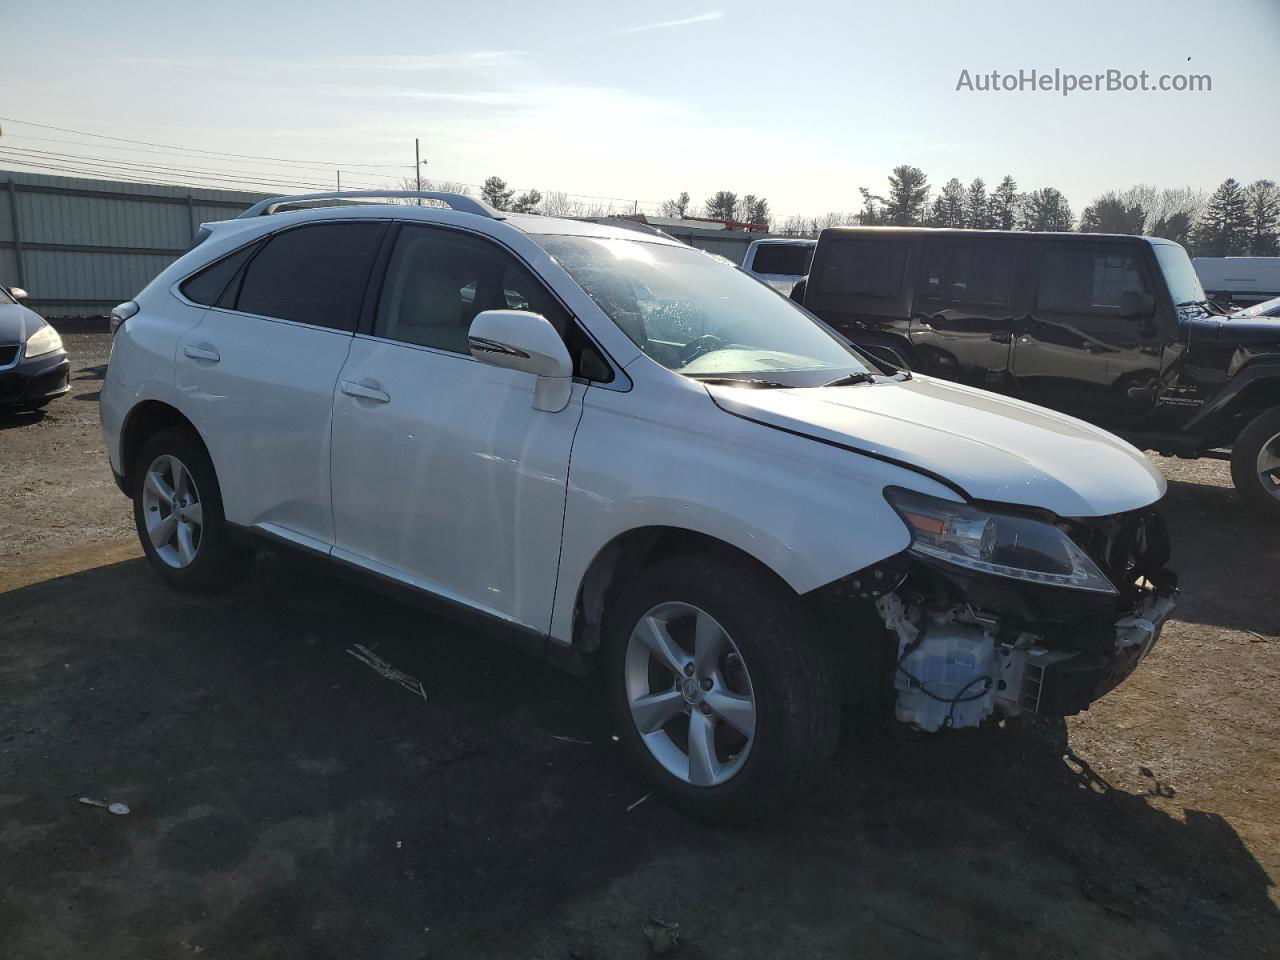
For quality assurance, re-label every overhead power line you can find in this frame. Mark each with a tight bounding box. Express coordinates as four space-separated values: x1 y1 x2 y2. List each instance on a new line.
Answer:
0 116 411 170
0 146 391 191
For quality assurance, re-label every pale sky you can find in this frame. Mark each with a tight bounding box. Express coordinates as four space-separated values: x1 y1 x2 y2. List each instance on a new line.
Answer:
2 0 1277 221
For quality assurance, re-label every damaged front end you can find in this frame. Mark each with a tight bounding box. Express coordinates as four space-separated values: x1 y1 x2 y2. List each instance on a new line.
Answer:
856 489 1177 732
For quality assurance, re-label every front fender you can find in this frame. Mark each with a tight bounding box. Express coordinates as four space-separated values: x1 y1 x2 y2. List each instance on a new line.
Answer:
1185 358 1280 436
548 378 958 643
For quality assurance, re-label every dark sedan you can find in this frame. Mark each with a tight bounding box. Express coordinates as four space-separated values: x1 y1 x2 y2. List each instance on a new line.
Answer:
0 286 70 411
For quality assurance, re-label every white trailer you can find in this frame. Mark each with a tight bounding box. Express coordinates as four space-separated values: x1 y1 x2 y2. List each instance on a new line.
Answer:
1194 256 1280 306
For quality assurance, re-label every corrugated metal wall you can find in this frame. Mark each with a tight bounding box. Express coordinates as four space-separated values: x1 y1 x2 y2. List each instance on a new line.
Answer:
0 171 269 317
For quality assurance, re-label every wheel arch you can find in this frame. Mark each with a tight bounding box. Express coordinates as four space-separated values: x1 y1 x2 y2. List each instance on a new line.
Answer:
568 525 800 657
118 400 207 497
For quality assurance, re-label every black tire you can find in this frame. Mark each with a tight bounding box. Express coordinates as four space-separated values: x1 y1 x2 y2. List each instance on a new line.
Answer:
132 427 253 592
603 553 840 824
1230 407 1280 519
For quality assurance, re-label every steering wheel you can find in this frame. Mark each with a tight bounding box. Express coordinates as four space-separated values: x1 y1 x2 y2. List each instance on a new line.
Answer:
679 334 726 366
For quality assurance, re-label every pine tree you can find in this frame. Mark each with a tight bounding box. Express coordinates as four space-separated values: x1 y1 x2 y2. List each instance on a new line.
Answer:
1244 179 1280 256
1079 192 1147 234
661 191 691 218
481 176 514 210
510 189 542 214
884 165 930 225
935 178 966 227
1021 188 1075 231
989 175 1020 230
704 191 738 221
965 178 990 229
1194 178 1251 256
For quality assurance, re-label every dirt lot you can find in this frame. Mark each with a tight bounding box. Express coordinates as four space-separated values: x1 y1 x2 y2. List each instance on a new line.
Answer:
1 333 1277 959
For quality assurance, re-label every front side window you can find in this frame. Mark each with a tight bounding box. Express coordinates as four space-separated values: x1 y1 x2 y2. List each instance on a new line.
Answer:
813 238 910 299
537 235 871 384
235 222 385 331
375 225 571 355
921 241 1017 307
1037 245 1147 314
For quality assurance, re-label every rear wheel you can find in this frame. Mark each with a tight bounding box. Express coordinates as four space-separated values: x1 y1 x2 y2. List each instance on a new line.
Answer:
604 554 840 824
133 428 253 592
1231 408 1280 518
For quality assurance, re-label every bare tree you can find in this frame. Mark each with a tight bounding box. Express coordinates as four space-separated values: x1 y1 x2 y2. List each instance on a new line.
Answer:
540 191 578 217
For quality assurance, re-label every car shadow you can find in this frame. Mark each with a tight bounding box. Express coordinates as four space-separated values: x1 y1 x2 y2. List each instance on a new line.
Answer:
0 407 46 429
1160 477 1280 635
0 550 1274 959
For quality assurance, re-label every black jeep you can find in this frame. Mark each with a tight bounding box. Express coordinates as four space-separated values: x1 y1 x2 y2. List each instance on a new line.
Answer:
795 227 1280 515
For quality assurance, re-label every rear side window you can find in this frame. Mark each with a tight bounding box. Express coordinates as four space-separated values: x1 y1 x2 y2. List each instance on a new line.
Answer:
235 222 385 331
1037 245 1147 314
180 243 258 306
815 238 910 298
921 241 1017 307
751 244 814 276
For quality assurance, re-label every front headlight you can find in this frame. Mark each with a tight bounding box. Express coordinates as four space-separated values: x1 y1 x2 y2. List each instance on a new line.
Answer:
885 488 1117 594
24 323 63 359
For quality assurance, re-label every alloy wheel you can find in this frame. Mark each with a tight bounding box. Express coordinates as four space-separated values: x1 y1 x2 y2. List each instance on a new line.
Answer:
141 453 204 568
624 601 757 787
1258 431 1280 501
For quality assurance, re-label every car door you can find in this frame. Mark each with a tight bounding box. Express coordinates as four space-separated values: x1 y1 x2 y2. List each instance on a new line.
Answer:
1011 240 1164 422
176 220 387 551
328 223 586 633
908 236 1019 392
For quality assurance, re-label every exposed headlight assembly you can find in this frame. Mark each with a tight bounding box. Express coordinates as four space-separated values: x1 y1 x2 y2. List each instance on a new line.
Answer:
885 487 1117 594
24 323 63 359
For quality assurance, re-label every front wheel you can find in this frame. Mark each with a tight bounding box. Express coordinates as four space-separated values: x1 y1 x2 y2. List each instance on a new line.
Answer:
604 554 840 824
1230 408 1280 518
133 428 253 592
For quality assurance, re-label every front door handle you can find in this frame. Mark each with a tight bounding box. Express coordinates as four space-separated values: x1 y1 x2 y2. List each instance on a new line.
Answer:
183 343 220 362
340 379 390 404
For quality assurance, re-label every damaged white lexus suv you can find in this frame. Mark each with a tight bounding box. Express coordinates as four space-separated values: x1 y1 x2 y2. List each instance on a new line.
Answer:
101 192 1177 823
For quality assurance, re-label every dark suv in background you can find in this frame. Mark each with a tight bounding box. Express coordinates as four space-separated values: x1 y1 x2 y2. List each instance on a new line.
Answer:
796 228 1280 516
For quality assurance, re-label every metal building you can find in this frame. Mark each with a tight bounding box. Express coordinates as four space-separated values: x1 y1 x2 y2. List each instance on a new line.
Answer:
1 171 268 317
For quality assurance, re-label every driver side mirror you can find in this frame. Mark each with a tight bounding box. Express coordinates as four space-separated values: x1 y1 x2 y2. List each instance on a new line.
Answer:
8 287 28 302
468 309 574 413
1118 291 1155 319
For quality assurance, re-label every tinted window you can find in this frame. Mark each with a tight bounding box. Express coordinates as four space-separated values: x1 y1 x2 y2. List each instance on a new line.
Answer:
236 222 385 331
921 241 1017 307
180 243 258 306
376 226 570 356
1037 245 1147 313
815 238 910 298
750 243 814 276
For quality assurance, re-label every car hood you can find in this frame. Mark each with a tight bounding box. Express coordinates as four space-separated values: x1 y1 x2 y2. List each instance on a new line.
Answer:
0 302 46 344
1182 313 1280 348
706 375 1166 518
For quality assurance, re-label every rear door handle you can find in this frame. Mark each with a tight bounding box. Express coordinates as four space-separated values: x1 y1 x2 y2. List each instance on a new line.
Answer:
183 343 220 362
340 379 390 404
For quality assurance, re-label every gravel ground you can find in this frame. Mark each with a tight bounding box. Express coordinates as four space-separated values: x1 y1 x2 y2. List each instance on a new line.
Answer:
0 334 1277 959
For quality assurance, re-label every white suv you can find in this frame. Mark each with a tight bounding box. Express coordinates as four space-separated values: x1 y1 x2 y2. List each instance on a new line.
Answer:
102 192 1177 822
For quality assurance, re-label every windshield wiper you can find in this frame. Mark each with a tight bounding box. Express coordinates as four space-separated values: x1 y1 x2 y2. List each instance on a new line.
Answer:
688 375 792 389
818 372 877 387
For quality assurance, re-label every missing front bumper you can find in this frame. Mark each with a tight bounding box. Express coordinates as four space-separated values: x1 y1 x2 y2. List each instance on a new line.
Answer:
877 587 1176 732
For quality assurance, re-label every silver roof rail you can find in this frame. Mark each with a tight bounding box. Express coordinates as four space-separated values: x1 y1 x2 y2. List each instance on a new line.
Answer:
237 190 500 219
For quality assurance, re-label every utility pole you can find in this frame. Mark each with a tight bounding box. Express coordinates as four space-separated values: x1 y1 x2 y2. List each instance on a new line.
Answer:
415 138 422 205
336 170 341 192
